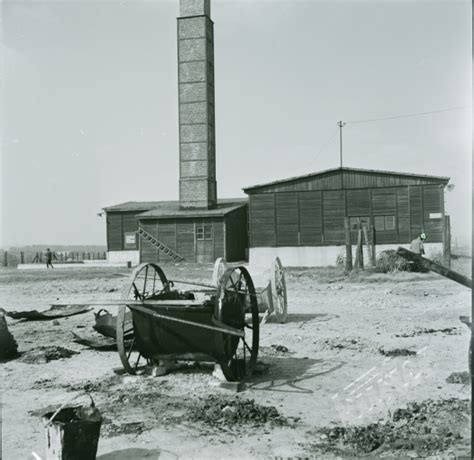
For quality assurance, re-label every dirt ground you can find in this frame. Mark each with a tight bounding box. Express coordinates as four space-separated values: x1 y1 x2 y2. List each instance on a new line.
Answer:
1 258 471 459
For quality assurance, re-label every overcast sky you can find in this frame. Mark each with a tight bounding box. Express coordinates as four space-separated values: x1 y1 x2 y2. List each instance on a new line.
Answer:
2 0 471 248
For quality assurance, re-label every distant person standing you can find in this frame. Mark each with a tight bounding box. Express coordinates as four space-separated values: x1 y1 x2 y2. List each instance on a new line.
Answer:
45 248 54 269
410 233 426 255
409 233 427 272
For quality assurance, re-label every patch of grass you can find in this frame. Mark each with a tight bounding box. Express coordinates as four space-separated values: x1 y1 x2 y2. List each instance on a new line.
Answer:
313 398 470 456
378 347 417 357
187 395 298 428
19 346 79 364
375 250 411 273
446 372 470 385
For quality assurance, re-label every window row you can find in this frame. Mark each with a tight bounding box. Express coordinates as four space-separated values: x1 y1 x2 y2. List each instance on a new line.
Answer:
349 215 396 231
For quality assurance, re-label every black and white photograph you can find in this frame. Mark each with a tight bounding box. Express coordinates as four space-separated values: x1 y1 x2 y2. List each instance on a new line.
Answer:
1 0 472 458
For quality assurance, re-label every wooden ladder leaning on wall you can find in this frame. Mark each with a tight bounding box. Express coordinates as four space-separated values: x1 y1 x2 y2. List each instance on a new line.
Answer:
137 227 184 263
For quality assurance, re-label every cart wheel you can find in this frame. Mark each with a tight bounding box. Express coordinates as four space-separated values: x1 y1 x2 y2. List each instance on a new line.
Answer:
117 263 170 374
469 334 472 378
212 257 228 286
216 266 259 381
271 257 288 323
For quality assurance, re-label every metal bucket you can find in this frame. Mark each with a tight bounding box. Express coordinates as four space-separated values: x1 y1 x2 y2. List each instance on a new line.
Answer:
42 404 102 460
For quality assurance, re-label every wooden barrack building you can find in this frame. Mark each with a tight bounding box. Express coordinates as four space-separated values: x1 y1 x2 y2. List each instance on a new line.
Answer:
104 199 248 265
243 167 450 267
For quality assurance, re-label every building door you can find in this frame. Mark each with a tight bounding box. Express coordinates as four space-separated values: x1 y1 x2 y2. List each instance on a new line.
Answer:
196 222 214 263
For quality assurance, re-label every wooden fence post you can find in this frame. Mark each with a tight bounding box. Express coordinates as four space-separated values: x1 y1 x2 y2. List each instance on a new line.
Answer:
362 227 372 267
370 225 376 266
344 217 353 271
354 228 364 269
20 252 24 264
444 215 451 267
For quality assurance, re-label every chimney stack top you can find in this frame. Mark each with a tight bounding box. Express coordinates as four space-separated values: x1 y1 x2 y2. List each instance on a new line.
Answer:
179 0 210 18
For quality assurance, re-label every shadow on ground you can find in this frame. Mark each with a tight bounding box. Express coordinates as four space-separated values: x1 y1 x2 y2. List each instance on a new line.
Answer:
267 313 339 325
248 356 345 394
98 447 177 459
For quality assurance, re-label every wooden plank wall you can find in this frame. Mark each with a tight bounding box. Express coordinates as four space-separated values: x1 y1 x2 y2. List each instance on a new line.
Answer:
225 206 248 261
409 186 423 239
372 188 397 244
140 221 159 261
249 194 276 246
251 170 446 194
299 191 322 245
248 185 444 247
275 193 299 246
106 213 123 251
158 222 178 262
422 185 444 241
138 218 226 263
213 221 225 262
106 212 140 251
322 191 346 244
177 222 195 261
396 188 410 242
346 189 371 216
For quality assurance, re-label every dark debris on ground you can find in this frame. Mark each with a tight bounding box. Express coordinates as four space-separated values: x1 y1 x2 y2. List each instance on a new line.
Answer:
187 395 299 428
312 398 470 456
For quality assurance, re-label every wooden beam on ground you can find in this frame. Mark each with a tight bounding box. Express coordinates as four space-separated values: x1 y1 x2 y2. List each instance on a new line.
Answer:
51 299 207 307
396 247 472 289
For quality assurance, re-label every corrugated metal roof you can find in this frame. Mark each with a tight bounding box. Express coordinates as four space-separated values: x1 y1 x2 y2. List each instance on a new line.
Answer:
103 198 247 218
242 167 450 192
103 201 175 212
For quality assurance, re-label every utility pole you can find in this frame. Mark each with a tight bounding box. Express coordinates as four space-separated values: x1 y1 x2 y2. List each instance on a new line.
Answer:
337 120 346 168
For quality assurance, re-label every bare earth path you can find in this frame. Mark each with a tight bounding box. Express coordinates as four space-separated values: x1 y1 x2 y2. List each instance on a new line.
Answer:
1 260 471 459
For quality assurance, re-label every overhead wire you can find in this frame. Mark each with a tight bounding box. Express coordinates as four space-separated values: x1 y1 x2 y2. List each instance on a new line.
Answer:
301 104 469 172
305 126 340 170
345 105 471 125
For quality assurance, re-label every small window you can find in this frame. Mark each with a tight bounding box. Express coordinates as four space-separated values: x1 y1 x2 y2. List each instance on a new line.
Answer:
374 215 395 231
384 215 395 230
196 227 204 240
196 224 213 241
374 216 385 231
204 225 213 240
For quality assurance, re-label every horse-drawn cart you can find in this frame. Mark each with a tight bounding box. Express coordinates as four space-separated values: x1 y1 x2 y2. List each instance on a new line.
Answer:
115 263 260 382
55 258 287 381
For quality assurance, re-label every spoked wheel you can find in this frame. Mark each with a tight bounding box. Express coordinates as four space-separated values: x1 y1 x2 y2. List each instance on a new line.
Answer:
215 266 259 381
117 263 170 374
271 257 288 323
212 257 229 286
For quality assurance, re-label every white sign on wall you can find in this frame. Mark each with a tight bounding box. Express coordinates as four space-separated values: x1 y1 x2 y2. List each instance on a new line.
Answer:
429 213 442 219
124 232 137 248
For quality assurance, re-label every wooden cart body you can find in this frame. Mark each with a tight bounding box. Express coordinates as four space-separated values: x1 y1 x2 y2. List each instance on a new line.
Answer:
116 263 259 381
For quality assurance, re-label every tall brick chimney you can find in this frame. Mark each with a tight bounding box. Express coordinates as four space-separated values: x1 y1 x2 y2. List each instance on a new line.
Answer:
178 0 217 209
